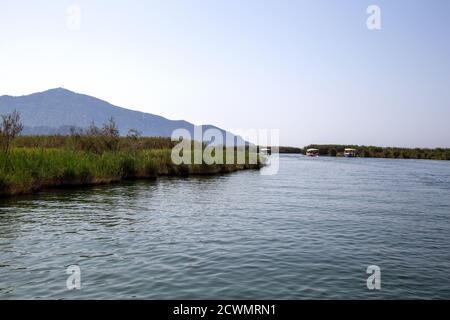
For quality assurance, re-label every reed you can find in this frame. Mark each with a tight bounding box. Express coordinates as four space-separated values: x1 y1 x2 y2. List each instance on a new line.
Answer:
0 142 262 197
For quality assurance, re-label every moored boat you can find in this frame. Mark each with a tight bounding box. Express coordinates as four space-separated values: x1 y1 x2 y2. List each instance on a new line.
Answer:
306 148 319 157
344 148 357 157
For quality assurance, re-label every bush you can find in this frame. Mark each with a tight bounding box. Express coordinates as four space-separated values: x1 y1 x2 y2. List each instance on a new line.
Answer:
0 110 23 154
144 158 158 177
119 156 137 178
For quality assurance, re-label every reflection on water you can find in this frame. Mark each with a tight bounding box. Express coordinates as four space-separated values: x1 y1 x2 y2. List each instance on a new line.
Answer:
1 155 450 299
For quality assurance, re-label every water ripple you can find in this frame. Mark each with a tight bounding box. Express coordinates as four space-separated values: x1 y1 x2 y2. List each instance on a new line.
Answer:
1 156 450 299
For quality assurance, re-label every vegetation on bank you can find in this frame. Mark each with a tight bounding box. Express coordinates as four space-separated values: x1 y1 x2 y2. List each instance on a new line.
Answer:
0 112 262 197
304 144 450 160
276 146 303 154
0 148 261 197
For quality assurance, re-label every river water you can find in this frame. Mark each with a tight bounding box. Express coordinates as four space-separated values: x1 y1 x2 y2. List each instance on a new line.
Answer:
1 155 450 299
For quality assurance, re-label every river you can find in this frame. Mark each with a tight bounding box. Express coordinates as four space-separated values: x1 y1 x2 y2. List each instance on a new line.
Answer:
1 155 450 299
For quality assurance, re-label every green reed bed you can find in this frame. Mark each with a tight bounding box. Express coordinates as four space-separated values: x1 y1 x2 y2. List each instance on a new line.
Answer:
0 146 262 197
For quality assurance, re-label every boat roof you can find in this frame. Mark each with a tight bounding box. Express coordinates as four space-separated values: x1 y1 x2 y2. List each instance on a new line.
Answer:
307 148 319 152
345 148 357 151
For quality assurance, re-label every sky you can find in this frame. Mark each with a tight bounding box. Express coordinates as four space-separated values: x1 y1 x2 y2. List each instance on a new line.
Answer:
1 0 450 147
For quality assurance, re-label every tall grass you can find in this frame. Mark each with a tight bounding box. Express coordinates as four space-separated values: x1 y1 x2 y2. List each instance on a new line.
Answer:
12 135 178 151
0 142 262 197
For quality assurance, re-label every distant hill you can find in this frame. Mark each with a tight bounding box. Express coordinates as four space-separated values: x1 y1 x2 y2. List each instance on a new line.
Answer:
0 88 245 145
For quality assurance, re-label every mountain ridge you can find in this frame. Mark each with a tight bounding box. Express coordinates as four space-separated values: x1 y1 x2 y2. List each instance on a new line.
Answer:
0 88 245 145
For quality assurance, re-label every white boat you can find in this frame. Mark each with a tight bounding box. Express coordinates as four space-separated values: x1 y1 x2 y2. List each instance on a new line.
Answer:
344 148 357 157
259 147 272 155
306 148 319 157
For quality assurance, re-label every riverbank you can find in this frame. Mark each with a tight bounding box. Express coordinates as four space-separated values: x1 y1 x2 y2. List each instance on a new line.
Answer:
303 144 450 160
0 147 263 197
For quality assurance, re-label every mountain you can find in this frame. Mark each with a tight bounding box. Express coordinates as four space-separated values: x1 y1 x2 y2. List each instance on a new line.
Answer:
0 88 245 145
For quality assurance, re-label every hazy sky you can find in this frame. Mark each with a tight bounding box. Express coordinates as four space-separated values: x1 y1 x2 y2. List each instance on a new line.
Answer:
1 0 449 147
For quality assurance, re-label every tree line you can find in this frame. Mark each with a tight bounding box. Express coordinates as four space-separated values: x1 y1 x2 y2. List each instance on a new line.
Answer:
303 144 450 160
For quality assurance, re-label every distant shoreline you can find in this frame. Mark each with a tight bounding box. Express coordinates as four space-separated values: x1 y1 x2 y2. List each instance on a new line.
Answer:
272 144 450 160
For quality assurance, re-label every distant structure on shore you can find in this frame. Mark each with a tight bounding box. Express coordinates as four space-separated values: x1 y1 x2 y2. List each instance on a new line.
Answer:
302 144 450 160
343 148 357 157
306 148 319 157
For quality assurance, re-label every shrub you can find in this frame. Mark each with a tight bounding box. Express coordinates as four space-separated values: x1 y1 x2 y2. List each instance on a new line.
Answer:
0 110 23 154
119 156 136 178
